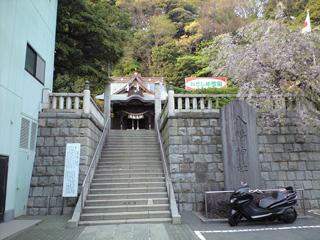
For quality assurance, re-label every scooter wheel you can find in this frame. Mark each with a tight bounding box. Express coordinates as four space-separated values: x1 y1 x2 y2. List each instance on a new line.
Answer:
282 208 297 223
228 211 242 226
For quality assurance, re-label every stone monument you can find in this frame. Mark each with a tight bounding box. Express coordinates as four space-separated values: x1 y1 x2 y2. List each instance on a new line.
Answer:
220 100 261 190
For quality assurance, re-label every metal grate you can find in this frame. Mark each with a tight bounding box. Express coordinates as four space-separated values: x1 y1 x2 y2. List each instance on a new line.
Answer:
30 122 37 151
19 118 30 149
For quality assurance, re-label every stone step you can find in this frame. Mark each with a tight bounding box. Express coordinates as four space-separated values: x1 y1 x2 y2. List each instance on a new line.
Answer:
79 129 172 225
100 152 160 157
97 165 163 170
82 204 170 213
95 168 164 173
85 198 169 206
94 172 164 178
108 130 156 135
106 136 157 140
80 211 171 221
98 159 161 164
104 142 159 146
78 217 172 226
99 157 161 162
90 187 167 194
90 182 166 189
98 163 162 169
86 192 168 200
92 177 165 183
102 149 160 153
106 134 157 138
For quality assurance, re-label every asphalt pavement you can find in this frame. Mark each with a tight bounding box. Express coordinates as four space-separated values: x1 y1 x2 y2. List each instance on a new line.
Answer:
2 210 320 240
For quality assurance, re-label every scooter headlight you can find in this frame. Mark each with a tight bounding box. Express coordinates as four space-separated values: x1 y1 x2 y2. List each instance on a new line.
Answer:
230 198 237 204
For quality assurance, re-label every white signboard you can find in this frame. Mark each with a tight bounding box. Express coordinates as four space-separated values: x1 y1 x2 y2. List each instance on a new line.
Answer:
185 77 227 90
62 143 81 197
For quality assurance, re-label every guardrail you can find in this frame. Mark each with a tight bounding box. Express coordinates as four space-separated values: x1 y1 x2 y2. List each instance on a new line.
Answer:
155 118 181 224
67 117 110 228
204 188 305 219
42 81 105 126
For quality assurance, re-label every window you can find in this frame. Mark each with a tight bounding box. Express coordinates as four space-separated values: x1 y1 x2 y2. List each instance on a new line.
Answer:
25 44 46 84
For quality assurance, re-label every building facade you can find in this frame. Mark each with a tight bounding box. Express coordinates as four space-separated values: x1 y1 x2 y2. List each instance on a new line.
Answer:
97 72 167 130
0 0 58 222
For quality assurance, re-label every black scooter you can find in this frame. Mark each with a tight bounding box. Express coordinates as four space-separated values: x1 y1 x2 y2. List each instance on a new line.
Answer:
228 182 298 226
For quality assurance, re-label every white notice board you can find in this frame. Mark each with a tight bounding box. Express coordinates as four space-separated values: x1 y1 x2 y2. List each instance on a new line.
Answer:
62 143 81 197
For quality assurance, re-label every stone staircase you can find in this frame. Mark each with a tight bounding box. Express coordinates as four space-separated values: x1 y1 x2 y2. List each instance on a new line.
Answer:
79 130 172 225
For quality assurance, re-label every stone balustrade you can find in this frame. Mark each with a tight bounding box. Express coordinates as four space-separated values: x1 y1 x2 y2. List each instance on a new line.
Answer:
42 82 105 126
174 94 237 111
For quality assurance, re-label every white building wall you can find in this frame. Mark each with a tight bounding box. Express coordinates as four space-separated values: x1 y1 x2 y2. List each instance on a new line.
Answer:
0 0 58 221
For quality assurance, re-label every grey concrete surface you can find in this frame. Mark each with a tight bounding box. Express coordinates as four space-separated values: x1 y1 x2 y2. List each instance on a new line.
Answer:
3 210 320 240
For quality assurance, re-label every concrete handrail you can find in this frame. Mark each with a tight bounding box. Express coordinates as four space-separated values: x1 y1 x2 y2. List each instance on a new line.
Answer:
67 117 110 228
155 118 181 224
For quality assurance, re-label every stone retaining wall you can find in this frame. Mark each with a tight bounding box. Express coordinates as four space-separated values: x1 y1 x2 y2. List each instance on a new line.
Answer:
257 112 320 209
161 110 320 212
160 111 224 212
27 112 103 215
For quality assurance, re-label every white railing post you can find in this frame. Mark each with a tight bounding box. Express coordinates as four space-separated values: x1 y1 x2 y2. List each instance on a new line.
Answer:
168 82 174 115
185 97 190 109
59 96 64 109
208 98 212 109
200 97 205 109
178 97 182 110
193 97 197 109
42 88 51 110
75 97 80 109
52 97 57 109
66 97 72 109
83 81 90 114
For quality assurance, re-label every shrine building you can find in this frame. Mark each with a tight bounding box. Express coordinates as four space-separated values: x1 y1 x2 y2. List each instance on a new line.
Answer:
97 72 167 130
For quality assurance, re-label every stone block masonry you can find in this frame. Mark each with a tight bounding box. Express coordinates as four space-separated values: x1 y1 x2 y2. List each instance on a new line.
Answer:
257 112 320 209
161 110 320 212
160 111 223 212
28 112 103 215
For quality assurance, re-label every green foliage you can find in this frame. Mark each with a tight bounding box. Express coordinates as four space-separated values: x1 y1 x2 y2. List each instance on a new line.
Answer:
54 0 131 93
296 0 320 28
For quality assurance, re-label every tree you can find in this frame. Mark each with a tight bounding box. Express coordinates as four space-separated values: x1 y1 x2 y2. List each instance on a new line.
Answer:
196 0 247 39
151 41 181 77
234 0 265 19
54 0 131 93
149 15 177 46
296 0 320 28
206 20 320 132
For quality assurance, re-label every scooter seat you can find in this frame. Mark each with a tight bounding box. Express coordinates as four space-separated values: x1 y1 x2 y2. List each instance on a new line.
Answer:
258 192 286 209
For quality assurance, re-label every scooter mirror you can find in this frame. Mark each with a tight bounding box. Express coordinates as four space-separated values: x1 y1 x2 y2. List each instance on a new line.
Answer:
240 181 248 187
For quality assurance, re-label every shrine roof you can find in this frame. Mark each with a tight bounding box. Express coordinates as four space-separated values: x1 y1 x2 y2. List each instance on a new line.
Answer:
96 72 167 102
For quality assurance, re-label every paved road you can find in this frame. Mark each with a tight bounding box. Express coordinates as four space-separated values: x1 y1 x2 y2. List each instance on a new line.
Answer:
182 211 320 240
9 211 320 240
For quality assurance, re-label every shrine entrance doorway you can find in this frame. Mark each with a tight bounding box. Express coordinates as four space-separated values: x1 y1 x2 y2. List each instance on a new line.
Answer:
111 99 154 130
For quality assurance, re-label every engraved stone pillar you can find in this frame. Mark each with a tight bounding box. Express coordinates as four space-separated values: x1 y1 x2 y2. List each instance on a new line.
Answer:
220 100 261 190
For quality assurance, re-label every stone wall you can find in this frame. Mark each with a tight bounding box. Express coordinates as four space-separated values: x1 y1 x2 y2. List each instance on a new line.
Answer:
161 110 320 212
160 111 224 212
257 112 320 209
27 112 103 215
